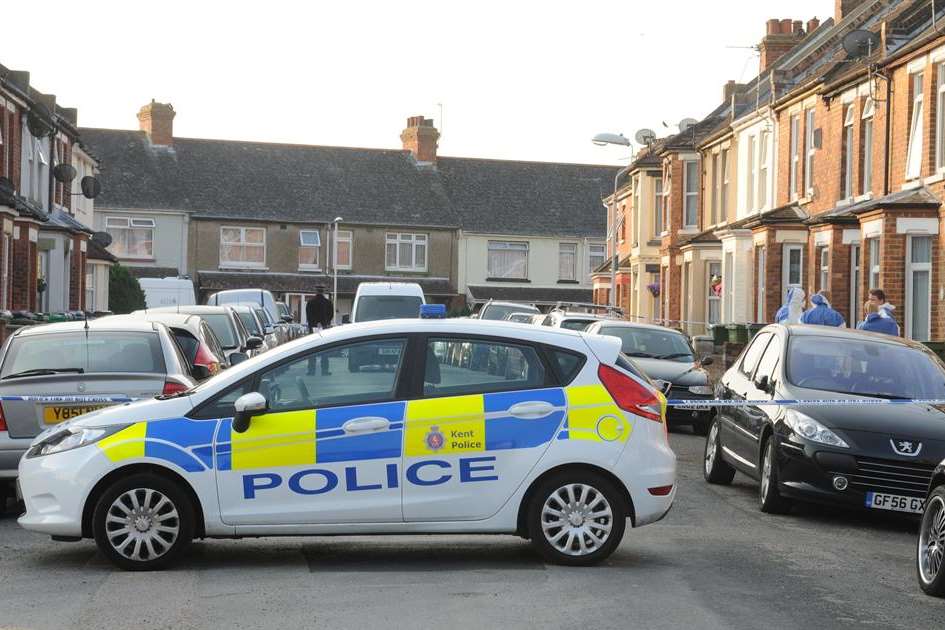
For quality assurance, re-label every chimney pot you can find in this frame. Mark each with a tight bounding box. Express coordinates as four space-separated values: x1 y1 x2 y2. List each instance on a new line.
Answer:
401 114 439 163
767 19 780 35
780 18 792 33
137 101 175 146
807 17 820 33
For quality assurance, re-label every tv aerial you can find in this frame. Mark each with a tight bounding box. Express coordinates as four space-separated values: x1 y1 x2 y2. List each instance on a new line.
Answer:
634 128 656 146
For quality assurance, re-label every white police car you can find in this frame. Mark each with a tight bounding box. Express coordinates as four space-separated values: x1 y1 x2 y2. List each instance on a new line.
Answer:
18 319 676 570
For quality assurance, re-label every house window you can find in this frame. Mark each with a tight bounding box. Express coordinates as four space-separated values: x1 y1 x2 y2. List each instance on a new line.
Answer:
588 243 605 272
756 246 766 322
487 241 528 280
683 160 698 228
220 226 266 267
861 98 874 194
850 243 861 328
0 233 9 310
559 243 577 281
906 72 925 180
789 114 800 199
705 261 722 325
333 229 353 269
710 153 719 226
723 252 734 322
804 109 816 196
720 148 730 222
868 237 880 288
298 230 321 269
746 135 757 211
0 106 10 180
938 64 945 172
906 235 932 341
818 246 829 292
783 243 803 289
842 105 854 200
759 130 769 209
85 266 95 312
654 177 664 237
385 232 427 271
106 216 155 259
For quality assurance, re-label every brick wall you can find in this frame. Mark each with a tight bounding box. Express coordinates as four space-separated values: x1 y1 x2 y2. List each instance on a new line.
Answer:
11 224 37 311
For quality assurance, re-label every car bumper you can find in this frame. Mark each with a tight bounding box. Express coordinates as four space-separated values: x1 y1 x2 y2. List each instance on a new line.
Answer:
17 445 106 537
666 388 713 426
618 420 677 526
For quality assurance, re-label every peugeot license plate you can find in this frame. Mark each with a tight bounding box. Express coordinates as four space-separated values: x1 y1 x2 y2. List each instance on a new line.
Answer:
865 491 924 514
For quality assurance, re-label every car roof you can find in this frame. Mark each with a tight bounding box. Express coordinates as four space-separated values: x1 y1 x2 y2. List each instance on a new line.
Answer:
590 320 685 334
484 301 538 309
211 288 274 297
12 317 159 336
555 312 605 319
773 323 927 349
355 282 424 296
148 305 231 315
131 312 204 334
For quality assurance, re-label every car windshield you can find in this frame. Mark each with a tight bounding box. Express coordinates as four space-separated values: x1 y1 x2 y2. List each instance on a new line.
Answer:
786 336 945 399
201 314 238 349
236 311 261 335
255 308 273 327
355 296 423 321
480 303 539 320
599 326 695 362
0 331 166 377
561 319 597 331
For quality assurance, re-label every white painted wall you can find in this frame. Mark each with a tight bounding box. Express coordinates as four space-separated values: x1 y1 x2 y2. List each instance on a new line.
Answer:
93 208 190 275
734 114 777 221
720 232 754 324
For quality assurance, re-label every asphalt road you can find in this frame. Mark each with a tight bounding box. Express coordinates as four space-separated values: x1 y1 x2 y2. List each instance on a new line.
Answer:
1 430 943 630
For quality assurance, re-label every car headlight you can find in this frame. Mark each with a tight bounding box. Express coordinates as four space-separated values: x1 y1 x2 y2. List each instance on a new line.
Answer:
27 424 130 458
784 410 848 448
688 385 714 395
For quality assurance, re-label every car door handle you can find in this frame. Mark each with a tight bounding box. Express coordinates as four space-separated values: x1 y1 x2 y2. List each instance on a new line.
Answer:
508 401 556 419
342 417 391 434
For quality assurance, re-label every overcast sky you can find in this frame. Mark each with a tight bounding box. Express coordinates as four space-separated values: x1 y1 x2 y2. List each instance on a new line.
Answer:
5 0 829 165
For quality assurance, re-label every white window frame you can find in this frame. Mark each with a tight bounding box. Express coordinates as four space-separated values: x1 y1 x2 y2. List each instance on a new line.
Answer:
782 243 804 290
385 232 428 272
487 240 529 280
723 251 734 323
861 98 874 194
938 65 945 172
868 237 880 289
819 246 829 292
850 243 861 328
747 135 757 211
219 225 266 269
85 265 95 312
588 242 606 273
105 216 156 259
710 153 719 226
789 114 800 200
905 234 932 341
0 233 9 310
906 71 925 181
654 177 664 238
843 105 855 200
804 108 816 196
558 242 578 281
298 229 321 270
333 229 353 270
759 130 769 209
683 160 698 228
756 246 766 322
707 261 721 326
720 148 730 222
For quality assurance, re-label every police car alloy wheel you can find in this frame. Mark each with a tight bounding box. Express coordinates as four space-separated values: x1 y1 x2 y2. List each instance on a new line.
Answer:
703 419 735 485
93 473 195 571
918 486 945 597
528 471 626 566
759 439 792 515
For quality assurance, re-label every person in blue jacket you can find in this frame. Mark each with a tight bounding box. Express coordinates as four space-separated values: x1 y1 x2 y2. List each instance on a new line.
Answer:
775 287 805 324
857 289 900 335
801 291 846 327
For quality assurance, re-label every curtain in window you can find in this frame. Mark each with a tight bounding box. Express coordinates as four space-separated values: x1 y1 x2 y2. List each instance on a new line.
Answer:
488 242 528 279
906 73 924 180
559 243 577 280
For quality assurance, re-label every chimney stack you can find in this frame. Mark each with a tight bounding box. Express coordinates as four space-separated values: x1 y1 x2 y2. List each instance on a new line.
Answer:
807 17 821 34
759 18 807 72
138 100 175 146
723 80 749 103
400 115 439 163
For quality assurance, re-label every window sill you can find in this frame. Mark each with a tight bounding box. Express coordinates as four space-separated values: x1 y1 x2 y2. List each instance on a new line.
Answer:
384 268 429 274
297 266 323 272
116 256 156 263
486 277 530 283
924 171 945 185
557 279 580 284
853 192 873 203
219 264 268 271
678 227 699 235
901 179 923 191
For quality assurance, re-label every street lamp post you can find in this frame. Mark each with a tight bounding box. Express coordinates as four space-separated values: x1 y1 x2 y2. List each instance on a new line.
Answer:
592 133 631 309
332 216 343 324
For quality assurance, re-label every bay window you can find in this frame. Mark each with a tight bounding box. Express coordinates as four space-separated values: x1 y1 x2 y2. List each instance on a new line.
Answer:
759 130 769 209
106 216 155 259
804 109 816 196
386 232 427 271
654 178 664 237
707 261 721 326
746 135 756 211
487 241 528 280
220 226 266 267
818 247 829 292
906 72 924 180
683 160 698 228
789 114 800 200
906 235 932 341
783 244 803 289
298 230 321 269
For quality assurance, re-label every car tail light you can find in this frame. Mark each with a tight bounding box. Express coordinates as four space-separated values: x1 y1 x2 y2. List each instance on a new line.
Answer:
648 485 674 496
598 364 663 423
162 380 189 396
0 402 6 432
194 342 221 375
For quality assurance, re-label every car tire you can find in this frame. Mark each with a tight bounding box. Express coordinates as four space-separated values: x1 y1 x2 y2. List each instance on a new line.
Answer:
527 471 626 566
703 418 735 485
92 473 195 571
917 485 945 597
759 437 792 515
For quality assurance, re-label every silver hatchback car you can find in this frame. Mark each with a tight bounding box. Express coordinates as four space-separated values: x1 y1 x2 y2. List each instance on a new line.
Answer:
0 318 196 496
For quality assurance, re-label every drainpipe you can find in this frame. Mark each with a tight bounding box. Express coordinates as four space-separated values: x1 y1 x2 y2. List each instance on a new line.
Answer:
883 73 892 196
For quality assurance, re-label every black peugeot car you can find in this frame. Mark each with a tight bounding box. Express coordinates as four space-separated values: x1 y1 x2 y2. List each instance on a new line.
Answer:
704 324 945 517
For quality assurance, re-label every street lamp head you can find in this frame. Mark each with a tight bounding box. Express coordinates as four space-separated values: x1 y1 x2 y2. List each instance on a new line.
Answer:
592 132 630 147
333 216 343 223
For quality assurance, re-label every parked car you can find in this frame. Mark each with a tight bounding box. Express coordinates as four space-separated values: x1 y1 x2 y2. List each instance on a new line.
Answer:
277 302 306 339
476 300 540 321
704 324 945 516
137 306 263 364
125 313 227 377
206 289 288 344
138 277 197 309
247 304 281 348
228 304 275 353
504 311 538 324
17 319 674 570
586 320 714 434
351 282 424 323
918 461 945 597
539 308 607 331
0 319 197 499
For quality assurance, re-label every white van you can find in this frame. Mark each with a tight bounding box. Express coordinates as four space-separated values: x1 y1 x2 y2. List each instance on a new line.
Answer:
138 277 196 309
351 282 425 323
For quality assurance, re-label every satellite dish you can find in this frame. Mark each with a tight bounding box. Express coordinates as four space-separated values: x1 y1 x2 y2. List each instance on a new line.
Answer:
679 118 699 133
0 176 14 197
634 128 657 145
80 175 102 199
842 30 881 59
53 163 77 183
91 231 112 248
26 102 54 138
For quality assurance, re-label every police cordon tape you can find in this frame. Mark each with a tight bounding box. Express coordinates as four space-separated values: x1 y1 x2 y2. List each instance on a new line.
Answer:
666 398 945 407
0 396 136 403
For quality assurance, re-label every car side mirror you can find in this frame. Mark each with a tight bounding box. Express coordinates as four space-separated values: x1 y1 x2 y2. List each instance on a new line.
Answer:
342 314 351 324
232 392 267 433
281 315 293 323
229 351 249 366
191 364 212 381
264 325 274 335
700 355 714 367
754 374 773 395
245 336 263 350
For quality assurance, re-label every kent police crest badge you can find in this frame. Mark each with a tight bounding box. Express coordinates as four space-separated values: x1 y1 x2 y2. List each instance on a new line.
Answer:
426 426 445 451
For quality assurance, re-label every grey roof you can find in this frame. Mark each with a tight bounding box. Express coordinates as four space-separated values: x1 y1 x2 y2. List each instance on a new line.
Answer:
467 284 593 304
41 208 93 234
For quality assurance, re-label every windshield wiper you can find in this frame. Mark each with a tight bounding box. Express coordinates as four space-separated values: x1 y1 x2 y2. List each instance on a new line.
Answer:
867 393 912 400
2 367 85 380
625 352 656 358
656 353 694 360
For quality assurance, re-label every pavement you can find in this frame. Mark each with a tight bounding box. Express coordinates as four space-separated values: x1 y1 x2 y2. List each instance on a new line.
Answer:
1 430 943 630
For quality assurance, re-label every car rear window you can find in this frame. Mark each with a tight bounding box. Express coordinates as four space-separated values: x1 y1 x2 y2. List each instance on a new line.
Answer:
1 331 166 377
171 330 199 364
201 314 238 349
547 348 585 384
237 311 261 335
480 303 539 321
355 296 423 322
560 319 596 331
599 326 695 363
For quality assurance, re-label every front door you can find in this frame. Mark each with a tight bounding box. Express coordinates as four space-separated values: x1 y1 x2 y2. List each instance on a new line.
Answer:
402 336 565 521
213 337 409 525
